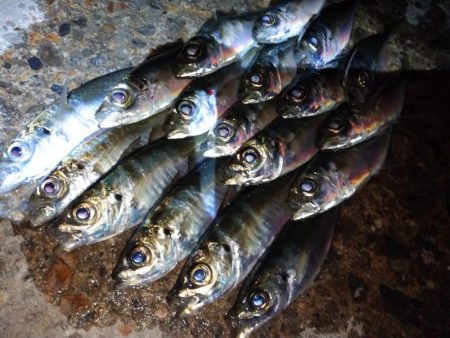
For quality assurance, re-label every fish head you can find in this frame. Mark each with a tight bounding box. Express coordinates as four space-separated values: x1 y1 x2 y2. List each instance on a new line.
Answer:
288 162 340 220
228 272 290 337
317 105 356 150
113 221 176 286
296 28 328 69
166 89 217 139
95 77 148 129
202 107 252 158
278 73 322 118
253 8 293 44
239 58 280 104
176 36 222 78
56 183 124 251
220 136 283 185
168 241 233 315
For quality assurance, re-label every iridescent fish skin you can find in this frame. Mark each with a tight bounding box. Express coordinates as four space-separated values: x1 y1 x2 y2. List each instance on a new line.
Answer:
0 68 132 195
176 13 259 78
95 44 191 129
167 50 257 139
239 39 297 104
318 77 405 150
228 209 338 338
221 114 327 185
296 0 355 69
56 137 203 251
253 0 325 44
168 172 297 316
278 68 346 119
288 130 391 220
26 112 169 227
202 101 278 158
343 32 391 110
113 159 229 287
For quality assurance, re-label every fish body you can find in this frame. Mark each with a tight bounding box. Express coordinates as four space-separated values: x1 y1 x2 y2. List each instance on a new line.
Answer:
113 159 230 287
95 44 191 129
278 68 346 119
0 68 132 194
228 209 338 337
202 101 278 158
167 50 257 139
56 137 204 251
295 0 355 69
239 39 298 104
168 172 297 315
253 0 325 44
318 77 405 150
221 114 327 185
176 13 259 78
26 112 169 227
343 32 391 110
288 130 391 220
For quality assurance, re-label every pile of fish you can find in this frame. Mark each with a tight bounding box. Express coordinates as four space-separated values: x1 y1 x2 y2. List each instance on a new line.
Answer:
0 0 405 336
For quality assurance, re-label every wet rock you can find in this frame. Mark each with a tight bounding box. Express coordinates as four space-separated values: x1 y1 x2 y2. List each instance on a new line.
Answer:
3 62 11 69
377 234 410 260
58 23 71 37
44 252 78 295
60 293 91 315
50 84 64 94
72 17 87 27
348 273 369 303
136 24 156 36
27 56 42 70
37 43 63 67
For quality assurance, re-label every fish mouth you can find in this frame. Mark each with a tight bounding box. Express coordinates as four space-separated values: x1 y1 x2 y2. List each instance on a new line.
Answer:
167 129 191 139
168 292 203 318
239 89 264 105
27 205 57 227
0 169 23 195
95 105 125 129
291 203 320 221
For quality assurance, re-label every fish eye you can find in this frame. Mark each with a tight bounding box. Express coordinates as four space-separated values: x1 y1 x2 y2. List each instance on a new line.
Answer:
183 42 203 60
327 117 345 133
7 141 30 161
357 71 370 88
241 147 260 165
288 86 308 103
110 87 133 108
307 35 321 51
189 263 213 286
298 178 318 195
177 101 196 118
215 123 234 140
72 203 97 224
249 291 269 309
128 246 151 267
260 14 276 26
39 177 65 199
247 72 264 88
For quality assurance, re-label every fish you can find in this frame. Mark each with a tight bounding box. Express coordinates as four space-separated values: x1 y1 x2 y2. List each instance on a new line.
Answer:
221 114 327 185
112 159 230 287
295 0 355 69
278 68 346 118
0 183 39 222
168 171 297 316
26 111 170 227
288 129 391 221
201 101 278 158
175 13 259 78
55 136 204 251
239 38 298 104
166 49 258 139
343 32 391 110
318 76 405 150
253 0 325 44
0 67 132 195
95 43 192 129
228 208 338 338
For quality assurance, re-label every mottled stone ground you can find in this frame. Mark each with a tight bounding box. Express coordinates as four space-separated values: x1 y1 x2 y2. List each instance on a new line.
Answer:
0 0 449 337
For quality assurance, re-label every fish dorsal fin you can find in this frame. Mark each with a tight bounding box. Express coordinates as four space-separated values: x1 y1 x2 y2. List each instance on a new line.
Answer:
145 40 185 60
58 84 70 110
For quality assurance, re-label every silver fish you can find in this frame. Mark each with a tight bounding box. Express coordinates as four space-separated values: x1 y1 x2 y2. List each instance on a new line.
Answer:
55 136 204 251
318 77 405 150
202 101 278 158
253 0 325 44
26 111 170 227
95 43 192 129
221 114 327 185
168 171 297 316
113 159 230 287
167 49 257 139
0 68 132 195
288 129 391 220
228 209 338 338
278 68 346 119
176 13 259 78
295 0 355 69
